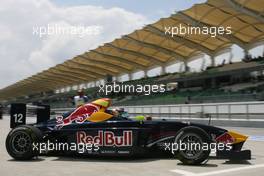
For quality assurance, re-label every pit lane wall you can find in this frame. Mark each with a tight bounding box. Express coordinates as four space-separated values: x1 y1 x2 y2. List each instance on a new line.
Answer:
52 101 264 128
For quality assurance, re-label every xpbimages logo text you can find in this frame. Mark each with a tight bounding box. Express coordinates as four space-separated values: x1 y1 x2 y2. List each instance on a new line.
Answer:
164 142 232 154
164 24 232 38
32 140 100 154
98 82 166 95
32 24 102 38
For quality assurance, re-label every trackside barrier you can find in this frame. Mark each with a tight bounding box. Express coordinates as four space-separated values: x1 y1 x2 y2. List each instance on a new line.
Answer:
51 101 264 121
118 101 264 121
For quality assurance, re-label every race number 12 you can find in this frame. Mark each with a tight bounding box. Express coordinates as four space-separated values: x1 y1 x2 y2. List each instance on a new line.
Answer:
13 113 24 123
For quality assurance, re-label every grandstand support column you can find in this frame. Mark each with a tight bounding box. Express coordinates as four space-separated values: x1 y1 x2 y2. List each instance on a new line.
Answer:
143 70 148 78
0 104 3 120
184 61 188 72
160 65 166 75
93 81 96 87
244 49 249 58
210 56 216 67
128 73 133 81
115 75 121 83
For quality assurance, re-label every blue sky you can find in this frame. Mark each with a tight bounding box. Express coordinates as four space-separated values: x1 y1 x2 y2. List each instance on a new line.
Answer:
52 0 206 21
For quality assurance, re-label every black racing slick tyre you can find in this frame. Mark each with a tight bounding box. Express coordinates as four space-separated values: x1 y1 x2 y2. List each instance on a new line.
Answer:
6 125 43 160
174 126 211 165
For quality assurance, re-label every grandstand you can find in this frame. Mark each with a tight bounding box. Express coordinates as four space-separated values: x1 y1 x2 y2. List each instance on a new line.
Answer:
1 0 264 108
8 58 264 108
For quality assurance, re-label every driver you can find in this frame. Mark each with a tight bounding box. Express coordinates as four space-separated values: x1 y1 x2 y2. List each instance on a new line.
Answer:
107 107 130 121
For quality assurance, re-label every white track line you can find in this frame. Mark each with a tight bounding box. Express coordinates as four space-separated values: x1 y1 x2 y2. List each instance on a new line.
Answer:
170 169 196 176
171 164 264 176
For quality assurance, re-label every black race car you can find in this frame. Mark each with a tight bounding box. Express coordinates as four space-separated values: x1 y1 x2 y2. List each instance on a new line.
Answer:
5 98 251 165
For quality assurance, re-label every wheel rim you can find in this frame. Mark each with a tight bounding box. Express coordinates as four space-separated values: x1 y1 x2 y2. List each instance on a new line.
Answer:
177 133 204 160
11 131 32 154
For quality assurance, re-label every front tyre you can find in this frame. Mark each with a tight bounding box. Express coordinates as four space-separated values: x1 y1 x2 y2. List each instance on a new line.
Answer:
174 126 211 165
6 125 42 160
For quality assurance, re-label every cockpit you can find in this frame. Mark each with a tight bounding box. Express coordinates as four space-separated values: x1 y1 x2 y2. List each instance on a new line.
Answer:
56 98 151 128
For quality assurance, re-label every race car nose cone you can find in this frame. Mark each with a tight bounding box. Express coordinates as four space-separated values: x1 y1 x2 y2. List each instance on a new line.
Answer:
228 131 248 144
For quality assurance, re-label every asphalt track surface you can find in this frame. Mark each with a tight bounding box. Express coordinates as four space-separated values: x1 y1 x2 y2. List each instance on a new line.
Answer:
0 116 264 176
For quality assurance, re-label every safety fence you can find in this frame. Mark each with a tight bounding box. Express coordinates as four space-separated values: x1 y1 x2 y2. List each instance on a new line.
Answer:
118 101 264 120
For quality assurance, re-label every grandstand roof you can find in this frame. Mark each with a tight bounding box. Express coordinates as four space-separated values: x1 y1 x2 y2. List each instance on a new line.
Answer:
1 0 264 100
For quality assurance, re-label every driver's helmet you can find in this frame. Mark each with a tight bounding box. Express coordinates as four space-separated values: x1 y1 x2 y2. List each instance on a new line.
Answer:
112 109 120 117
91 98 112 112
115 107 124 113
113 107 129 118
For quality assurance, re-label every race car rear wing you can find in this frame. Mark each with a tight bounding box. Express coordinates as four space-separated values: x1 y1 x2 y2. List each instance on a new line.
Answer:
10 103 50 128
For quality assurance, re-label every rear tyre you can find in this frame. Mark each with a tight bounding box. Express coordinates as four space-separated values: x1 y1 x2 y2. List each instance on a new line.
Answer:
6 125 43 160
174 126 211 165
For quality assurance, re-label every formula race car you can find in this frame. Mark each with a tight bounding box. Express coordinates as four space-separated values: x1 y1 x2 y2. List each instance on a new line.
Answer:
5 98 251 165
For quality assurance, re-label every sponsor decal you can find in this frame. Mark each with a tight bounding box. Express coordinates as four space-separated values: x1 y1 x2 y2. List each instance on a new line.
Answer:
77 130 133 147
56 103 99 128
216 132 235 144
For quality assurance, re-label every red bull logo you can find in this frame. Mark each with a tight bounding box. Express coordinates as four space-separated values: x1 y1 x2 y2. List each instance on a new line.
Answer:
56 103 99 128
77 131 133 147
